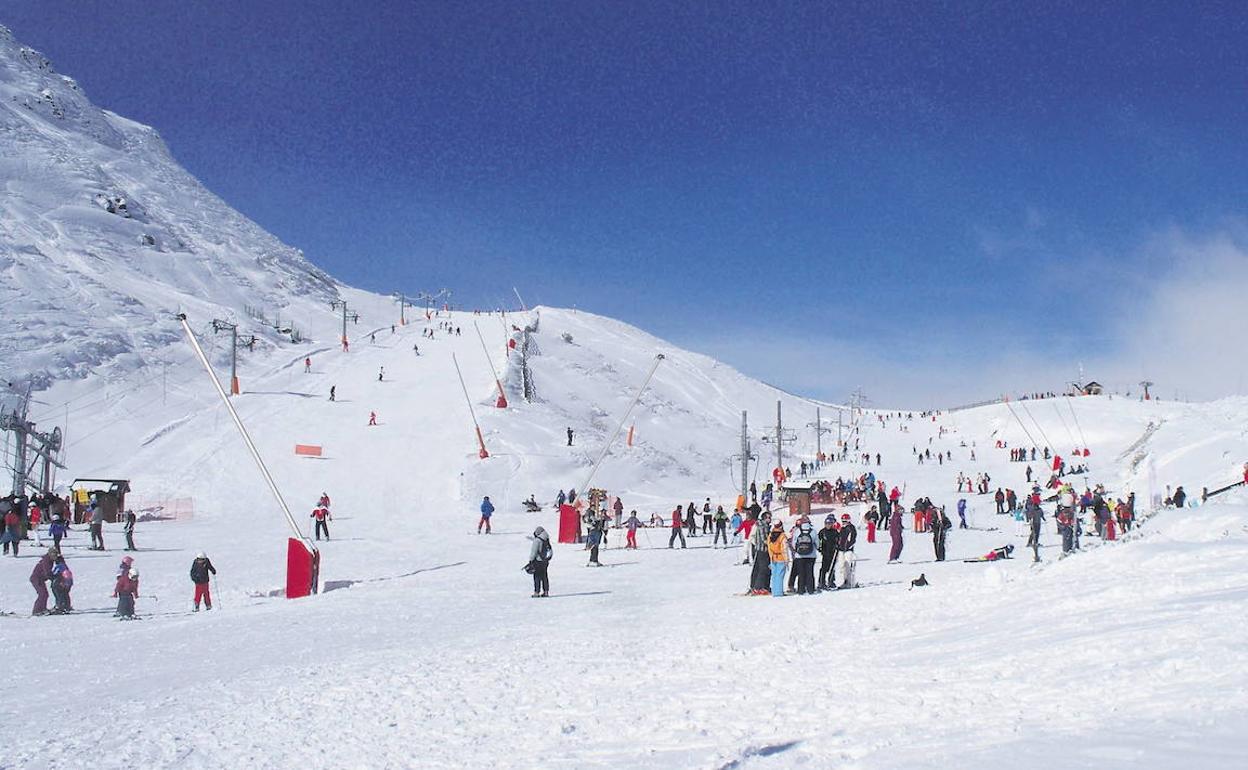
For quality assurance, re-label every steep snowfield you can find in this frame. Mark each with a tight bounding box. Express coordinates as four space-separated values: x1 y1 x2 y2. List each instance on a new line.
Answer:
2 303 1247 769
0 25 340 389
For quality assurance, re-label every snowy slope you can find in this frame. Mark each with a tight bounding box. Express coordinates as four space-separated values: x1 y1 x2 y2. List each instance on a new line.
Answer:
0 25 341 389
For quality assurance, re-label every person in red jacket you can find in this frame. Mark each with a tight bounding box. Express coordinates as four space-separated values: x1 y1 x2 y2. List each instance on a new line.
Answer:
311 506 332 540
114 565 139 618
668 505 686 548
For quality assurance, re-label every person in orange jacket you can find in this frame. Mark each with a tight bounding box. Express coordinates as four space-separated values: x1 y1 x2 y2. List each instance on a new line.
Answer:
766 521 789 597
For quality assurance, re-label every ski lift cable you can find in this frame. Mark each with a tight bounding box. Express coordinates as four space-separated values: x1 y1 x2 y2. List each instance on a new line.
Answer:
1050 399 1077 447
1018 400 1055 450
1066 396 1090 450
1003 399 1040 447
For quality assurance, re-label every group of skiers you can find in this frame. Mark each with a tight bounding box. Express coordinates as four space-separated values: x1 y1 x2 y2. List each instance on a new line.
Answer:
741 509 858 596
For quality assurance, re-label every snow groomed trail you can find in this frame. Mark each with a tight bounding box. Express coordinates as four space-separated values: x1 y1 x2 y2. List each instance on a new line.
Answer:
2 306 1246 769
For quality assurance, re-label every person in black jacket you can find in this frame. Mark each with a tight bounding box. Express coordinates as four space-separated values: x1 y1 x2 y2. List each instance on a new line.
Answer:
817 516 839 590
190 552 217 611
931 507 952 561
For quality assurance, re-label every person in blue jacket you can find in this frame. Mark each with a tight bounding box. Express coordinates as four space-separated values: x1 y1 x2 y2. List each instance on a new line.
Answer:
478 496 495 534
957 498 968 529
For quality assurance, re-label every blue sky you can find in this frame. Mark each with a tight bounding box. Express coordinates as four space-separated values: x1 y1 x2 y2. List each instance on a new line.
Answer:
5 1 1248 404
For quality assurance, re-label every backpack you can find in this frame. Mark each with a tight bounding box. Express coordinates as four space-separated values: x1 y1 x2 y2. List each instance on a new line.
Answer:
538 538 553 563
795 530 815 556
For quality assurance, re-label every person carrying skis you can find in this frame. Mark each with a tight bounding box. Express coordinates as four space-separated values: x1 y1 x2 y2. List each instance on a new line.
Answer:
311 505 332 540
931 506 951 562
837 513 858 587
114 564 140 618
766 521 789 597
527 527 552 597
817 516 839 591
30 548 56 616
625 510 641 549
478 496 495 534
712 506 729 547
668 505 687 548
191 552 217 611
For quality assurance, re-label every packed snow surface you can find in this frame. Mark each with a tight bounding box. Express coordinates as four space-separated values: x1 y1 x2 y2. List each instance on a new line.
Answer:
2 22 1247 770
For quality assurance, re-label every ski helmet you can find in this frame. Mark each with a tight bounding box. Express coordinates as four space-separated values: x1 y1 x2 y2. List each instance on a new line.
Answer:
196 551 206 559
841 513 851 521
824 515 835 524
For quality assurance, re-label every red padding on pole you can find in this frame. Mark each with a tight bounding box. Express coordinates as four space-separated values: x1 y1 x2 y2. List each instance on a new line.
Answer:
231 376 240 395
475 426 490 459
495 382 508 409
558 504 581 544
286 538 320 599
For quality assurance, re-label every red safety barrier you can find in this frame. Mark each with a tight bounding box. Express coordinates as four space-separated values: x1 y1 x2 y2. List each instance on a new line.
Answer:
286 538 320 599
295 444 323 457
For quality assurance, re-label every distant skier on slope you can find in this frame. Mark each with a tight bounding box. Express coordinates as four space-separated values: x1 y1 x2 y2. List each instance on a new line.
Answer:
311 506 332 540
478 496 495 534
888 503 904 563
567 427 574 446
668 505 686 548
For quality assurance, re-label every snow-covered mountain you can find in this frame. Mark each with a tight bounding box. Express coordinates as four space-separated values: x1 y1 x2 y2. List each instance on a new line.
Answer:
0 25 338 389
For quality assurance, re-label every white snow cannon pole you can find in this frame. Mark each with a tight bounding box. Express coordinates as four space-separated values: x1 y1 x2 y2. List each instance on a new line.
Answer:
177 314 320 598
452 352 490 459
513 287 528 312
578 353 665 494
473 321 508 408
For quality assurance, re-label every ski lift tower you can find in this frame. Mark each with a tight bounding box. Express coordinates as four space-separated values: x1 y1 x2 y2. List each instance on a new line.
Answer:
1 382 66 496
1140 380 1154 401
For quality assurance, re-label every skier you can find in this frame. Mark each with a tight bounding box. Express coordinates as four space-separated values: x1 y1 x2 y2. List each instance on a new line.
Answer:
368 411 377 426
837 513 858 588
556 489 567 507
89 500 106 550
310 505 331 540
864 506 878 544
712 505 729 547
378 366 384 382
304 357 311 373
113 564 139 618
792 521 818 594
668 505 687 548
30 548 56 616
766 521 789 597
478 496 495 534
817 516 839 590
190 552 217 611
1173 486 1187 508
957 498 968 529
28 503 42 546
1 506 20 556
527 526 552 597
625 510 640 549
702 498 713 535
585 513 604 566
50 554 73 614
747 512 771 593
567 427 574 446
931 507 951 562
994 488 1005 515
329 386 336 402
123 509 137 551
729 508 744 547
888 504 904 563
413 344 420 355
685 502 698 538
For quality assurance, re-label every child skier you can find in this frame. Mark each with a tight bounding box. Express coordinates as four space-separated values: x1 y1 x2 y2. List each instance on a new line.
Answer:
50 554 73 613
191 552 217 611
49 514 68 551
114 564 139 618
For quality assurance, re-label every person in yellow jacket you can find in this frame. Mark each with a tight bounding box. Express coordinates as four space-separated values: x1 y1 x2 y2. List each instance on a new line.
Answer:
766 521 789 597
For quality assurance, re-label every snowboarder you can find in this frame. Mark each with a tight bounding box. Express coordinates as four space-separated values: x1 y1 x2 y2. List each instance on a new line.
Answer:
668 505 686 548
30 548 56 616
123 509 137 551
567 427 574 446
113 565 139 618
478 496 495 534
766 521 789 597
191 552 217 611
527 527 552 597
311 506 331 540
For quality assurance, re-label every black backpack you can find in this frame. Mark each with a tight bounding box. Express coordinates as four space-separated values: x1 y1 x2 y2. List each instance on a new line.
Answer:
795 530 815 556
539 538 553 562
